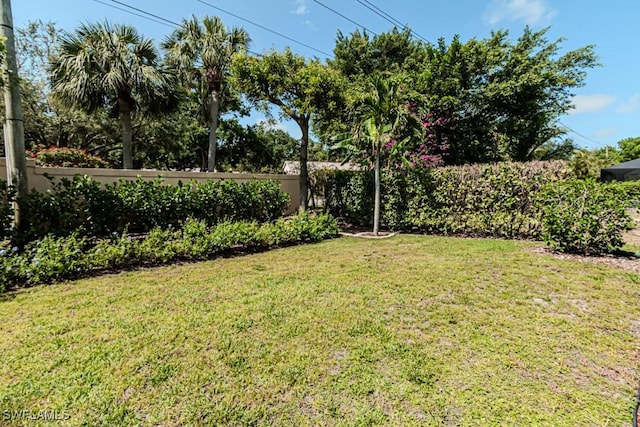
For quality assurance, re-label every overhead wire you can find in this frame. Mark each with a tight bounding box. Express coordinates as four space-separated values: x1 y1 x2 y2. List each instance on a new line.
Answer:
197 0 332 57
92 0 175 28
103 0 181 27
559 121 607 147
356 0 433 45
94 0 264 56
310 0 377 35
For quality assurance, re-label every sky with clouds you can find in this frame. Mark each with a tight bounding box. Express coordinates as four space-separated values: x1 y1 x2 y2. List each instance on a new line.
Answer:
12 0 640 149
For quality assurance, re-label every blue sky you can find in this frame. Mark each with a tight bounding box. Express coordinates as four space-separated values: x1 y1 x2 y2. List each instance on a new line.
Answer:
12 0 640 149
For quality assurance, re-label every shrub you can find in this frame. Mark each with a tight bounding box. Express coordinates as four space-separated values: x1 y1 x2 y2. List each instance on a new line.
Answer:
317 160 573 238
17 176 290 242
13 234 88 286
30 146 108 168
88 232 138 270
538 179 632 254
19 175 114 242
0 213 340 292
602 180 640 207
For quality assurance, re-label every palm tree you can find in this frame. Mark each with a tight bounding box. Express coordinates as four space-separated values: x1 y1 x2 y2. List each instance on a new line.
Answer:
49 21 170 169
163 16 250 172
335 75 408 235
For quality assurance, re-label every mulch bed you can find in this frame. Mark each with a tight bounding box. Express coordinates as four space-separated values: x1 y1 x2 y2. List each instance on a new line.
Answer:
529 246 640 272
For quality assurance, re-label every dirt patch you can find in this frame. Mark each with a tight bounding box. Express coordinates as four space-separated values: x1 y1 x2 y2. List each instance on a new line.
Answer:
529 246 640 272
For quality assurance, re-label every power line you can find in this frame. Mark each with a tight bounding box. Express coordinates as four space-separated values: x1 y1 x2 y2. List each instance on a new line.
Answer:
197 0 332 57
92 0 176 28
356 0 432 45
560 121 606 146
105 0 181 27
310 0 377 35
356 0 402 27
93 0 262 56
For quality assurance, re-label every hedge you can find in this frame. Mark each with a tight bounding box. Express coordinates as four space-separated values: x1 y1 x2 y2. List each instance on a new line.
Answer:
11 175 289 243
315 161 636 254
317 161 573 238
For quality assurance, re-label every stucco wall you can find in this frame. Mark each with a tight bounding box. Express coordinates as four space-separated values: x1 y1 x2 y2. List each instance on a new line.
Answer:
0 158 300 214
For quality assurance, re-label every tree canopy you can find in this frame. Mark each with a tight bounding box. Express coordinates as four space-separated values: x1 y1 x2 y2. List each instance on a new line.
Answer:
232 48 345 210
49 21 173 168
163 15 250 171
13 18 601 174
317 26 598 165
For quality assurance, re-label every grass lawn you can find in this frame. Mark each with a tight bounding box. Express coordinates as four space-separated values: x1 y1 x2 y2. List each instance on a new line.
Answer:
1 235 639 426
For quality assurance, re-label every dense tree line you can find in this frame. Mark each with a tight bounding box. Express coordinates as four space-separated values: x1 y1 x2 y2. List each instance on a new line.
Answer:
7 17 615 196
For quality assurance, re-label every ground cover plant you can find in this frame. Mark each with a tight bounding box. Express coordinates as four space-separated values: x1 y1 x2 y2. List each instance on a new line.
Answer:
0 213 339 293
0 235 638 426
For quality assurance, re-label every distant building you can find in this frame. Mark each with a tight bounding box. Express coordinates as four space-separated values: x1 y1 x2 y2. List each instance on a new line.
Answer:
282 161 362 175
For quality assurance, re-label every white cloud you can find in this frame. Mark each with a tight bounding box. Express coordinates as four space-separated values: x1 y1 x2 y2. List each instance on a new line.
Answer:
484 0 557 26
292 0 309 15
592 127 618 139
569 94 616 115
616 93 640 114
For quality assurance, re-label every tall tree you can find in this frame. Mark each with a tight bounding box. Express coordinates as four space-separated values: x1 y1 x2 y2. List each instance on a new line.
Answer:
163 16 250 172
315 27 425 141
323 26 598 165
418 27 598 163
232 48 345 211
49 21 171 169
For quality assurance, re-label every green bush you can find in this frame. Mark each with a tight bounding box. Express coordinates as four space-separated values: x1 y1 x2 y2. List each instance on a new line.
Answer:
538 179 632 254
0 213 340 292
30 146 108 168
18 176 290 242
318 161 573 238
602 180 640 207
19 175 115 242
0 234 89 289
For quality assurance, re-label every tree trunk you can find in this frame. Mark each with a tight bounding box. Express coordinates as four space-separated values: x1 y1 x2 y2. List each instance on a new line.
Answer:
207 90 220 172
298 117 309 213
373 144 381 236
119 98 133 169
1 0 28 230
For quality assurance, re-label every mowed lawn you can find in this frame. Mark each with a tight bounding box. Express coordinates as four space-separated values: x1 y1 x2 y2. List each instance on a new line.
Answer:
1 235 639 426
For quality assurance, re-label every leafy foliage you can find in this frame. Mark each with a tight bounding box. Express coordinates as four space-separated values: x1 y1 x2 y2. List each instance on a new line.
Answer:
569 149 617 180
0 181 16 239
49 21 174 168
232 48 346 210
0 213 339 291
17 175 289 242
617 136 640 162
319 27 598 165
318 161 572 236
538 179 633 254
28 146 108 168
163 15 250 171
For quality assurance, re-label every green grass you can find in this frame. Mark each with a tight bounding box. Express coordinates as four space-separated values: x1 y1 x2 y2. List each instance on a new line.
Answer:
1 235 639 426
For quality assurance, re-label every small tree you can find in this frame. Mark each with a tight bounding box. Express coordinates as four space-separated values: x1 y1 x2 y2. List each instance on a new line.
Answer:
333 75 412 235
232 48 344 211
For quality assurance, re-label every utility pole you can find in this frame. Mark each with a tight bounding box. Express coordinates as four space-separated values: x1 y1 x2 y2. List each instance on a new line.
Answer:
0 0 27 229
